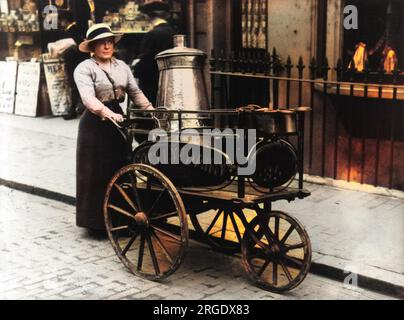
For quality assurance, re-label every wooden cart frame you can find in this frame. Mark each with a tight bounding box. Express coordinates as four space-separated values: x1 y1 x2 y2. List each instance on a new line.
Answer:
103 107 312 293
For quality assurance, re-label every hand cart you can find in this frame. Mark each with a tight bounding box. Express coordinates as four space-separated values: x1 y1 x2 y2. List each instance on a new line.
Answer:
103 106 312 293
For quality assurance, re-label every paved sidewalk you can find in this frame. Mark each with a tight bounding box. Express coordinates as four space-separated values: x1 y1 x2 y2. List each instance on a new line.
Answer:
0 114 77 198
0 113 403 298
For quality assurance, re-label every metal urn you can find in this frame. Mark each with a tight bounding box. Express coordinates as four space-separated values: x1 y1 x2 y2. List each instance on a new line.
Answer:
155 35 210 131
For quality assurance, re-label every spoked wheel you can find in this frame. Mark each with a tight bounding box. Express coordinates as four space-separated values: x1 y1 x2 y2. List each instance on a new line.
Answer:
241 210 311 292
190 207 256 253
103 164 188 281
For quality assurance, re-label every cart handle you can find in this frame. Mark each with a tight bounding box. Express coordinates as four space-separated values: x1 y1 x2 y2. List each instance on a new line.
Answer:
104 116 124 129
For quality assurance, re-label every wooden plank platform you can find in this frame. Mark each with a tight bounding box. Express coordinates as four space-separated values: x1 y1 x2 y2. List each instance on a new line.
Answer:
136 179 310 206
178 181 311 205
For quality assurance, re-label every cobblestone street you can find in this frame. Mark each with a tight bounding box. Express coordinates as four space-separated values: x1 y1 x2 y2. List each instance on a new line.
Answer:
0 186 393 300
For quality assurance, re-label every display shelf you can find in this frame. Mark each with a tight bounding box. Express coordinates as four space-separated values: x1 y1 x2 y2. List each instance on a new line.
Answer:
113 30 149 34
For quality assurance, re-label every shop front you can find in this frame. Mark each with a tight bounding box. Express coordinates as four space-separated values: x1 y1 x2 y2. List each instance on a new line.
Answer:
0 0 187 117
202 0 404 191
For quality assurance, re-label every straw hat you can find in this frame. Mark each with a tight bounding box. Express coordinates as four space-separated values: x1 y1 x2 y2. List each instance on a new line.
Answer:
78 23 123 53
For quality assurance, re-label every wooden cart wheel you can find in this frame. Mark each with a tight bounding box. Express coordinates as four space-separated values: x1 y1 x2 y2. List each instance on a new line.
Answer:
103 164 188 281
241 210 311 292
190 207 255 253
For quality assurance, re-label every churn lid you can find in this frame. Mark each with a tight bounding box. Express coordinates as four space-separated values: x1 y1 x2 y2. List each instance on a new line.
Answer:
155 35 206 60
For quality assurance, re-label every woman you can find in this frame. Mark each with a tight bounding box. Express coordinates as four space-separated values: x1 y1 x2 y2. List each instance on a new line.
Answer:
74 23 153 235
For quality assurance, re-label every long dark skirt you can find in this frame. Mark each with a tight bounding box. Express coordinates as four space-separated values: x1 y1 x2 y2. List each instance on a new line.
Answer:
76 105 127 231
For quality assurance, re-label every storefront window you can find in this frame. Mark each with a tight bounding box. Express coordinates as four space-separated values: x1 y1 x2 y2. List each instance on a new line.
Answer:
100 0 151 33
241 0 268 50
344 0 403 74
93 0 186 34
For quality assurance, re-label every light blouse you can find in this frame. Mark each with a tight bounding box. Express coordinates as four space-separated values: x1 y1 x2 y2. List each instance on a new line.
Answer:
74 57 153 118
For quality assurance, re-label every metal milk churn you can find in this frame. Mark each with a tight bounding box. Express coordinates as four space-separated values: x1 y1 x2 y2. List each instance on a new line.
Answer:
155 35 210 131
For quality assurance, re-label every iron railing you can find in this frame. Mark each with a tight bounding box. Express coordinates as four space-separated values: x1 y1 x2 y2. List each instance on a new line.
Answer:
210 48 404 191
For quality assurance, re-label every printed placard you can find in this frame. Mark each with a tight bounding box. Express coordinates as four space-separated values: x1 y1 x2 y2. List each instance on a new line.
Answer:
43 58 71 116
14 62 40 117
0 61 18 114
